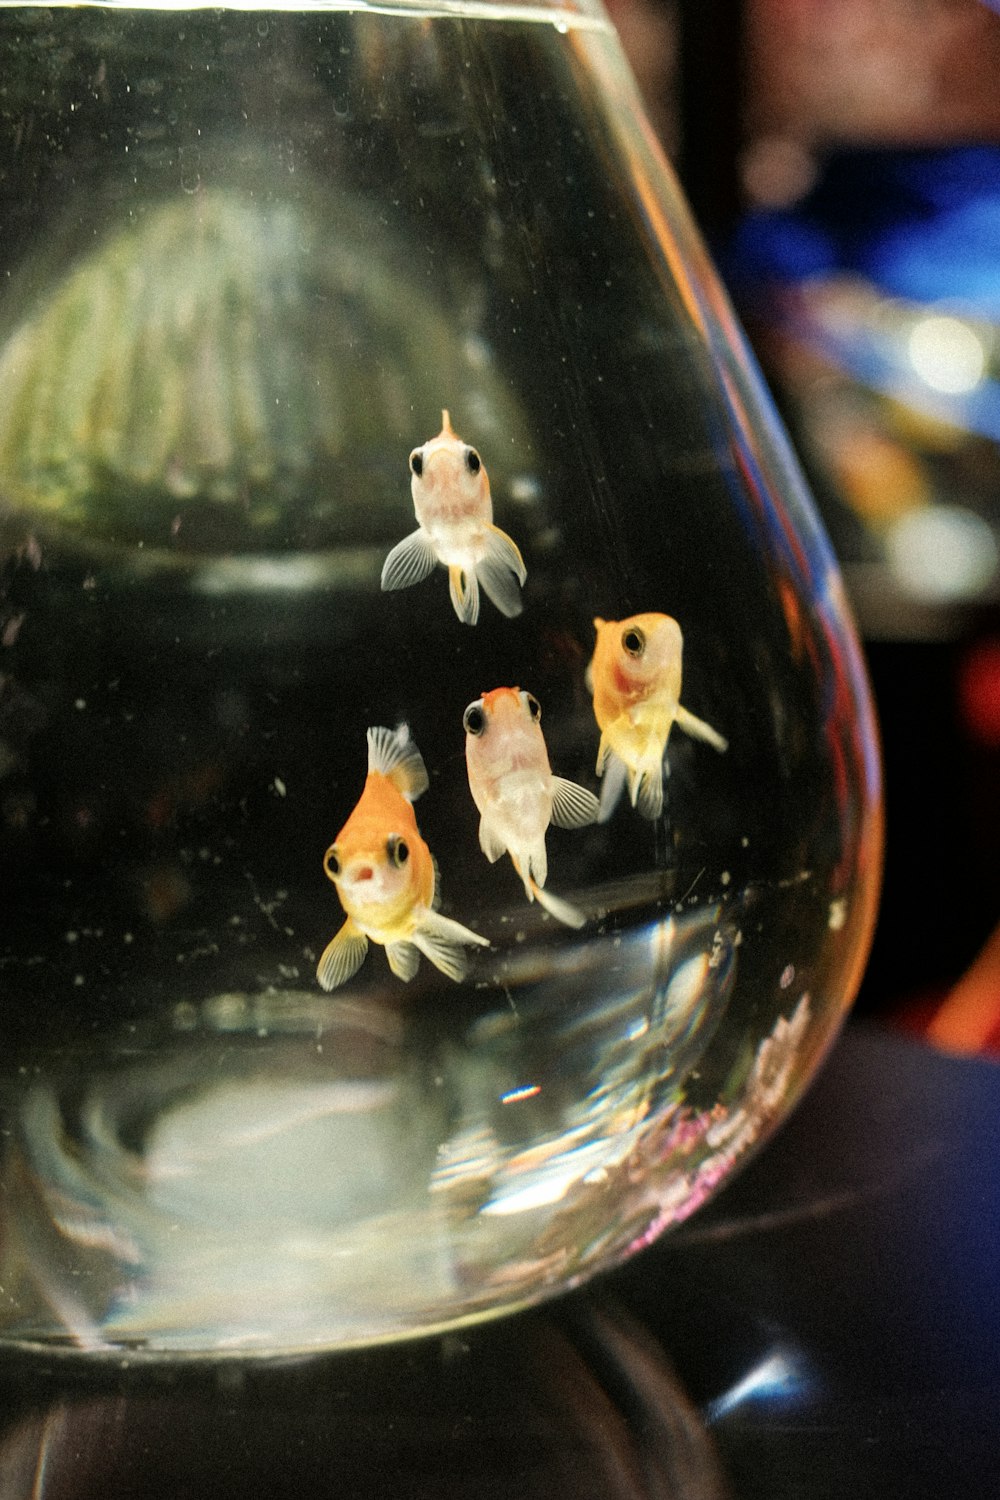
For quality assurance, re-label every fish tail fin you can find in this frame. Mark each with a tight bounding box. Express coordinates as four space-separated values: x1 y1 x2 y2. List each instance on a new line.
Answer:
413 909 489 983
511 845 547 900
596 748 628 824
527 875 587 930
476 525 526 619
366 723 429 802
632 760 665 820
676 704 728 754
316 919 369 992
448 564 480 626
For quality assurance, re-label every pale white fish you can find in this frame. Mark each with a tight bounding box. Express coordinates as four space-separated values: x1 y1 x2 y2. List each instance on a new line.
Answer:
381 409 526 625
464 687 599 928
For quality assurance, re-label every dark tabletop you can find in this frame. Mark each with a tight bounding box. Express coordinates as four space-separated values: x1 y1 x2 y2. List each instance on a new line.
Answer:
2 1020 998 1499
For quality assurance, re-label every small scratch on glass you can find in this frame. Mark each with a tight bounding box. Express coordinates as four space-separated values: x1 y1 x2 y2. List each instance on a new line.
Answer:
678 867 706 904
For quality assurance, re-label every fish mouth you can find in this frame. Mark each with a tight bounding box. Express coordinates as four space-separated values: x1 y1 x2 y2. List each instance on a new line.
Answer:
338 862 382 899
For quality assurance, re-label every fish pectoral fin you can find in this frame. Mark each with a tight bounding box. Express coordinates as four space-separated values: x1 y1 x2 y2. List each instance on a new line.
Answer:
584 659 594 694
316 921 369 992
595 731 614 776
386 940 420 982
597 752 627 824
550 776 600 829
676 704 729 753
448 564 480 626
529 878 587 930
381 528 438 592
414 910 489 983
478 818 507 864
476 527 526 619
366 723 429 801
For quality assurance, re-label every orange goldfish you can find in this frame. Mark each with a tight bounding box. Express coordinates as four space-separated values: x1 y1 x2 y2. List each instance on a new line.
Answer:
381 410 526 625
587 613 728 822
463 687 599 929
317 723 488 990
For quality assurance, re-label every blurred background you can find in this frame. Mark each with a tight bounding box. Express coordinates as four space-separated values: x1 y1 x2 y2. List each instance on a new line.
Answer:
607 0 1000 1054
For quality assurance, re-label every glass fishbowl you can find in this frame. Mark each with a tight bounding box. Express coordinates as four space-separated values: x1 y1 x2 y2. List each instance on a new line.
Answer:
0 0 881 1356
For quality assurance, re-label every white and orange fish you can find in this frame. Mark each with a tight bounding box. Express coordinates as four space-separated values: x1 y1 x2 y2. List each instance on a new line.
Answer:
587 613 728 822
317 723 488 991
381 410 526 625
463 687 599 929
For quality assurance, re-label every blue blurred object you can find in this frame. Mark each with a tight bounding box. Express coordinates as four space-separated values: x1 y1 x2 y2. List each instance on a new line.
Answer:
729 146 1000 318
723 144 1000 632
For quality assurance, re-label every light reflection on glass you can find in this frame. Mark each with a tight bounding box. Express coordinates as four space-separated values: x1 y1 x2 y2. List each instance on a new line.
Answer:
705 1343 815 1424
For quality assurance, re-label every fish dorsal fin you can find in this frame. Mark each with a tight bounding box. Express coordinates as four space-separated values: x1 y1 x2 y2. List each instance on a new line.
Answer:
366 723 429 802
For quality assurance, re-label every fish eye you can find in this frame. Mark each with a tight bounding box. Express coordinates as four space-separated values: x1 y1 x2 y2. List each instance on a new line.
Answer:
409 450 423 478
388 835 409 868
622 626 646 658
525 693 541 722
464 447 481 475
324 846 341 878
463 702 486 736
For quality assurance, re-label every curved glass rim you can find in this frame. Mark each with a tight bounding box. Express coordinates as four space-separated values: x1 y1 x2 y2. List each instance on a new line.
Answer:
0 0 612 20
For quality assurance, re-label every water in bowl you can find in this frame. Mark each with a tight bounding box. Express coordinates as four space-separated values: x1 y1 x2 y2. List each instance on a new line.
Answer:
0 0 881 1354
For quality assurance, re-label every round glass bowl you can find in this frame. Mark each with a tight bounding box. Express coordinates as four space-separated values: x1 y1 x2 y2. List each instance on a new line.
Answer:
0 0 881 1355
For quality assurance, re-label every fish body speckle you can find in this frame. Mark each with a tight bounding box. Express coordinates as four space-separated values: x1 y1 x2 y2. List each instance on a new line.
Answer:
381 410 526 625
